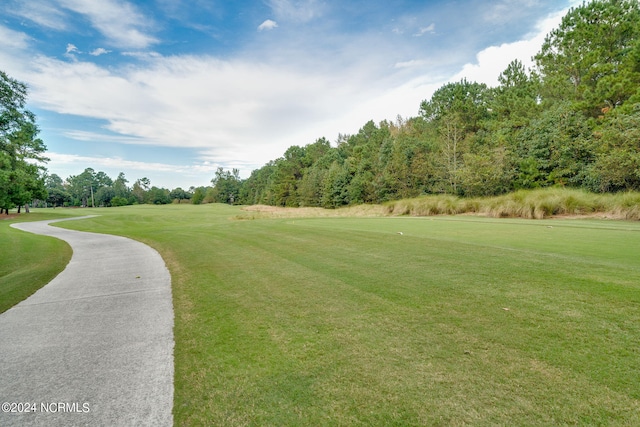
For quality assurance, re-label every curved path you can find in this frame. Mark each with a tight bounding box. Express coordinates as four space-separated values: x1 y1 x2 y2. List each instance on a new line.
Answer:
0 217 174 426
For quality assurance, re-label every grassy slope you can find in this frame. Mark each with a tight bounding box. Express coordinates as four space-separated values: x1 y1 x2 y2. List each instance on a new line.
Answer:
56 204 640 426
0 212 75 313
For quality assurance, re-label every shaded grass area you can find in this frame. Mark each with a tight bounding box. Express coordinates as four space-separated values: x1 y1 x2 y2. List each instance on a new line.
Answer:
56 204 640 426
0 212 77 313
385 188 640 219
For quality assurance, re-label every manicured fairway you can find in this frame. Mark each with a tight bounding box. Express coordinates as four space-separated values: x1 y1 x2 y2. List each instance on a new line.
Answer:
15 205 640 425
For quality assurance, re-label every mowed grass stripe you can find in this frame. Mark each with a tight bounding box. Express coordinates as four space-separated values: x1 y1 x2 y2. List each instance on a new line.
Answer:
299 216 640 270
51 205 640 425
169 216 640 424
269 220 640 395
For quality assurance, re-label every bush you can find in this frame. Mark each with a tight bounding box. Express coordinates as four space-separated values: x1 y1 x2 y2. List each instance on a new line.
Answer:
111 196 129 207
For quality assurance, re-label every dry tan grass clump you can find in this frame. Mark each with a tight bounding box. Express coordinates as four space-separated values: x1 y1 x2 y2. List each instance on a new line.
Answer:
237 189 640 221
236 204 387 219
385 195 478 216
384 188 640 220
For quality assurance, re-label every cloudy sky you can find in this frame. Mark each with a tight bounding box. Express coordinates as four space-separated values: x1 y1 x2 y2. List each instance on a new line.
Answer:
1 0 578 189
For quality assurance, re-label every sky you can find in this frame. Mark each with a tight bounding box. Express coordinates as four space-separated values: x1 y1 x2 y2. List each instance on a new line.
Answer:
0 0 579 190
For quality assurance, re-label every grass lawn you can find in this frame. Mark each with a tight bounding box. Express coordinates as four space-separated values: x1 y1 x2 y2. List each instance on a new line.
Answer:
7 204 640 425
0 211 80 313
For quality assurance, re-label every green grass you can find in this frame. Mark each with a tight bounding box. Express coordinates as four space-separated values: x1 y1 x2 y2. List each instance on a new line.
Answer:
45 203 640 426
0 211 78 313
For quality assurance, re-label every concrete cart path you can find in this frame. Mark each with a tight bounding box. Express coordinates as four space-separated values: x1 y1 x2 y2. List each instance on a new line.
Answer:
1 217 174 426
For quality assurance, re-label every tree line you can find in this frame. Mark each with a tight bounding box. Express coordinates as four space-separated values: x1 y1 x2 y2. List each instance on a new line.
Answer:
43 169 191 207
3 0 640 212
42 167 242 208
231 0 640 207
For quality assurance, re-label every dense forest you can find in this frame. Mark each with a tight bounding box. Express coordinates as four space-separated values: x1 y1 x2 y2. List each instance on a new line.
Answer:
236 0 640 208
2 0 640 211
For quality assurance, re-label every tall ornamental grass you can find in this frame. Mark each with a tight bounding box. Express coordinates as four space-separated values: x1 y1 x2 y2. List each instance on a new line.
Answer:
384 188 640 220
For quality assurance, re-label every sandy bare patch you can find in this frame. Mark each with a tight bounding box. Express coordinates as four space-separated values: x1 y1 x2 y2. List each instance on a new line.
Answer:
1 213 21 220
237 204 387 219
549 212 628 220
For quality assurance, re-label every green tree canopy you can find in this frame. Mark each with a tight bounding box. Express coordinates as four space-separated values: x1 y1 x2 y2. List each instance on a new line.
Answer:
535 0 640 115
0 71 47 213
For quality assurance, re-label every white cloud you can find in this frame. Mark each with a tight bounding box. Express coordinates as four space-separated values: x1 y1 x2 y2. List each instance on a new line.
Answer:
4 0 156 49
413 23 435 37
6 0 68 31
121 51 163 60
394 59 426 69
258 19 279 31
450 8 568 87
0 25 31 50
62 130 147 144
267 0 325 23
89 48 112 56
24 54 372 172
66 43 79 54
482 0 545 24
0 26 33 78
58 0 157 48
64 43 80 60
48 152 208 173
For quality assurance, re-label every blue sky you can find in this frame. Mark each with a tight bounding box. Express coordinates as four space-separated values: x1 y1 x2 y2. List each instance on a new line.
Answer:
0 0 577 189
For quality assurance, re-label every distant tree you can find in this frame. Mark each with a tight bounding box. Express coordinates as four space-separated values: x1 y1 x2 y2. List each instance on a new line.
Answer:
238 161 278 205
138 177 151 190
203 187 216 204
321 161 351 208
45 173 70 207
297 165 326 206
113 172 130 200
95 186 116 207
515 102 595 188
210 168 242 204
94 171 113 188
131 178 148 204
342 121 392 203
591 105 640 191
191 187 206 205
420 79 490 133
66 168 103 207
170 187 190 203
492 60 541 130
457 147 514 197
420 79 490 194
147 186 170 204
